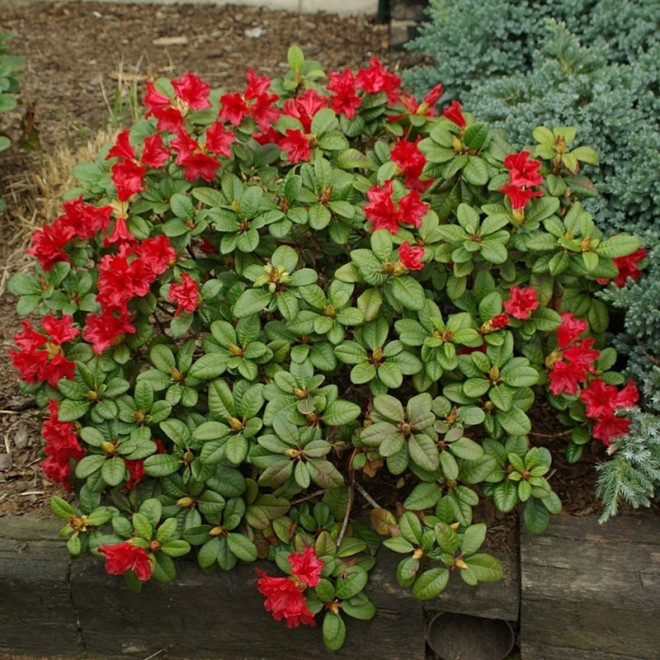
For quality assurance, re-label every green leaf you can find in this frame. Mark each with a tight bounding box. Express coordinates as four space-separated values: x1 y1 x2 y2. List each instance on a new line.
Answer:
523 498 551 534
233 288 272 318
57 399 91 422
411 567 449 600
390 276 425 311
463 553 503 582
323 400 361 426
334 565 368 600
143 454 180 477
226 533 258 562
409 434 440 472
323 612 346 652
101 456 126 487
50 496 77 519
404 482 441 511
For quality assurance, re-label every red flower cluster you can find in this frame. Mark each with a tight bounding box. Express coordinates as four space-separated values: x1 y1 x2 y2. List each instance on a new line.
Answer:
85 235 177 354
281 88 327 133
391 138 431 192
145 71 211 132
356 57 402 104
40 399 85 490
580 379 639 444
167 273 200 316
503 286 539 320
9 315 79 387
99 541 153 582
219 69 280 134
28 197 113 270
279 129 313 165
597 247 647 288
498 151 544 210
106 129 170 201
399 242 425 271
255 547 324 628
327 69 362 119
547 313 638 444
547 313 598 396
364 180 429 234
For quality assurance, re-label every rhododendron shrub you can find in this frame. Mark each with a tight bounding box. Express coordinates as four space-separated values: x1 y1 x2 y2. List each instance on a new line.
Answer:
8 47 644 651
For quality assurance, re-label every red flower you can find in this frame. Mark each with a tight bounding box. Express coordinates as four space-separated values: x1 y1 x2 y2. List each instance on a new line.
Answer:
491 314 510 330
123 459 146 490
364 181 429 234
205 122 236 158
280 129 312 164
547 359 586 396
598 248 647 288
282 89 328 132
171 128 221 182
141 134 170 168
144 80 184 132
580 379 639 420
288 547 324 588
107 129 135 160
27 222 72 270
245 69 272 99
171 72 212 110
442 100 467 128
56 197 113 241
499 151 544 210
83 310 136 355
399 241 425 270
104 216 135 247
111 158 146 201
99 542 153 582
364 180 399 233
503 286 539 320
10 316 79 388
579 378 619 419
255 571 316 628
557 312 589 348
97 247 151 312
398 190 428 228
219 92 249 126
168 273 199 316
592 415 633 445
134 235 177 277
144 73 211 131
40 399 85 490
562 338 600 373
356 57 401 103
327 69 362 119
27 199 113 269
391 138 430 191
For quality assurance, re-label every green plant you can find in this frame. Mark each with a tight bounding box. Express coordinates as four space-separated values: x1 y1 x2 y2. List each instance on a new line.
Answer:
0 32 25 212
405 0 660 523
7 48 643 651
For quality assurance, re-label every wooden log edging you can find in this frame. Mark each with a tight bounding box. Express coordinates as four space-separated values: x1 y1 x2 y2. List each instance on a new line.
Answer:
2 512 658 659
0 516 517 659
520 513 660 660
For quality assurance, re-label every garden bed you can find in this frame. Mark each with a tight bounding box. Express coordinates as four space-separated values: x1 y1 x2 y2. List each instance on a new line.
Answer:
1 4 659 660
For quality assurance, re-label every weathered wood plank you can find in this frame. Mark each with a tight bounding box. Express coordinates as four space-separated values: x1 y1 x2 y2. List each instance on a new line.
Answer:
520 513 660 659
0 516 82 656
71 550 427 660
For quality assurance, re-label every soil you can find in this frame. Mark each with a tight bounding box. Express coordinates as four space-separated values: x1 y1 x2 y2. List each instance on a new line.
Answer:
0 0 623 529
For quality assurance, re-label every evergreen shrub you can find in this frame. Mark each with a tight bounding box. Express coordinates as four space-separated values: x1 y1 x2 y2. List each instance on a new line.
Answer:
405 0 660 519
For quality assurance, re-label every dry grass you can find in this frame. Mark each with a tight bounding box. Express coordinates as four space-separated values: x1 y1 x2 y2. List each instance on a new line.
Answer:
0 129 115 297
